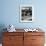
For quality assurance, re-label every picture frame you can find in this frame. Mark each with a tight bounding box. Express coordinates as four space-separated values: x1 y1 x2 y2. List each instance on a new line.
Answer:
20 5 34 22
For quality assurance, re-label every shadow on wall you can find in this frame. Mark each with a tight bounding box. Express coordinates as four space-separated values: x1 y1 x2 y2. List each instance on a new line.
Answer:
0 24 7 43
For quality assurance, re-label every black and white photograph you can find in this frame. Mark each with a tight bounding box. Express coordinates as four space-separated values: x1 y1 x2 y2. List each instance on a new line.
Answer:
20 5 34 22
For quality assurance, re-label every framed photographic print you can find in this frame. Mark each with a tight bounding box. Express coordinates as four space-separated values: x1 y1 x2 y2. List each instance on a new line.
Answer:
20 5 34 22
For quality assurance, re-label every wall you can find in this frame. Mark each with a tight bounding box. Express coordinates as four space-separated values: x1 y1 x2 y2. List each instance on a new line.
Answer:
0 0 46 44
0 0 46 30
